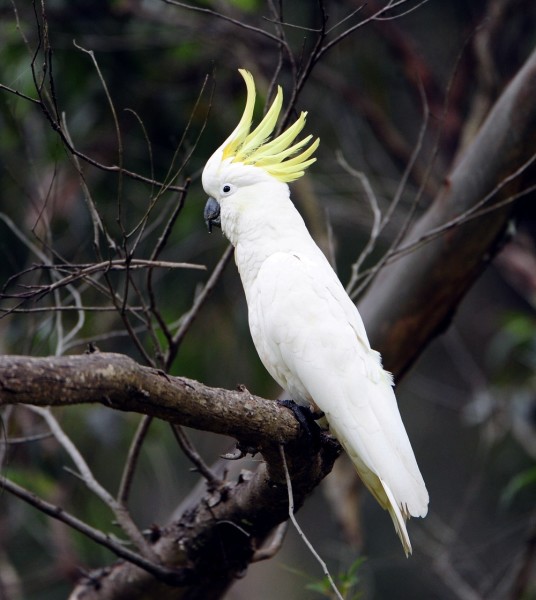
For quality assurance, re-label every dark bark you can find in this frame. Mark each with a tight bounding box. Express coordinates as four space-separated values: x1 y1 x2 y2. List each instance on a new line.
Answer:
0 352 340 600
0 353 301 448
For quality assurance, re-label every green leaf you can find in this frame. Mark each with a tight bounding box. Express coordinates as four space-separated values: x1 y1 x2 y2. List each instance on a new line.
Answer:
501 466 536 507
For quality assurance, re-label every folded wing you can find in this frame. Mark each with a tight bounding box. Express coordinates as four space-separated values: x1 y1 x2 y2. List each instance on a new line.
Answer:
249 251 429 554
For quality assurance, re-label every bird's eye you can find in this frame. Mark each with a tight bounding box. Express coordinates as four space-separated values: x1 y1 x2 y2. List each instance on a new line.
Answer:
221 183 233 194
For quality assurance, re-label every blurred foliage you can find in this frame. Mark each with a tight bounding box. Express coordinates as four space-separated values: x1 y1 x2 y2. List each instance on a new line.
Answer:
306 557 366 600
0 1 536 599
489 313 536 384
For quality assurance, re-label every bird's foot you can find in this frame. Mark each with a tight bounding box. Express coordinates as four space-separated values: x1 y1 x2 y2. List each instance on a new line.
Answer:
279 399 322 451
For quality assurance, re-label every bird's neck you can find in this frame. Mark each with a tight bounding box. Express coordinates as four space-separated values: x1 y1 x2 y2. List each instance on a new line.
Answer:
228 195 317 293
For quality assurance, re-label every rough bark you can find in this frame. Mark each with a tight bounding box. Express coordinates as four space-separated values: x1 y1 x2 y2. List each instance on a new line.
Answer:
0 353 301 448
0 352 341 600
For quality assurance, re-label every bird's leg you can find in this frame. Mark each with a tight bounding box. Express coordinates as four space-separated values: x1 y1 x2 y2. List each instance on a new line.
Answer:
278 399 322 451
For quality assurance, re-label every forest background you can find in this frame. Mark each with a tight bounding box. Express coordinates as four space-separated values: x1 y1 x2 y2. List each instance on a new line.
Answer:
0 1 535 599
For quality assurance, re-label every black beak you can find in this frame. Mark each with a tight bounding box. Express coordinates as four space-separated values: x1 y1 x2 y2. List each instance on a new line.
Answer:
204 197 221 233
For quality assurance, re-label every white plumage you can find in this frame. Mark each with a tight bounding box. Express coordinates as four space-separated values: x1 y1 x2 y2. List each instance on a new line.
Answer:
202 70 428 555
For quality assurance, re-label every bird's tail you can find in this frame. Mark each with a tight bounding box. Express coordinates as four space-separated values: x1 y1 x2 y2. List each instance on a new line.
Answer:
380 478 412 557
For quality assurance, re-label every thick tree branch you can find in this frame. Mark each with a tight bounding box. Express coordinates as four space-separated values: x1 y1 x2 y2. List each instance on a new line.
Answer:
0 352 340 599
360 45 536 378
0 352 300 449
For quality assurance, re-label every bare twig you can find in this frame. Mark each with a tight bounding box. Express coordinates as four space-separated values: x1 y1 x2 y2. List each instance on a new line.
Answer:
60 112 114 252
29 406 159 562
147 183 191 348
117 415 154 505
0 305 143 314
279 444 344 600
161 0 282 44
72 42 125 232
374 0 431 21
0 474 188 585
166 243 234 369
0 83 40 104
387 176 536 263
348 77 431 299
170 424 223 488
0 431 53 444
1 258 205 301
337 152 382 290
414 524 484 600
320 0 423 58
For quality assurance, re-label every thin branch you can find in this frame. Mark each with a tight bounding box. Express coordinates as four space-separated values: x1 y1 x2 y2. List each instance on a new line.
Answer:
320 0 418 57
326 5 367 35
388 176 536 264
380 79 430 231
117 415 153 505
166 243 234 369
374 0 431 21
348 77 431 299
129 74 210 248
56 280 85 355
278 0 329 130
0 432 53 444
2 259 205 301
62 323 150 352
147 183 191 348
0 83 40 104
337 152 382 291
266 0 295 96
60 112 113 252
29 406 159 562
71 39 128 236
279 444 344 600
170 424 223 489
0 474 189 585
161 0 282 44
261 15 323 32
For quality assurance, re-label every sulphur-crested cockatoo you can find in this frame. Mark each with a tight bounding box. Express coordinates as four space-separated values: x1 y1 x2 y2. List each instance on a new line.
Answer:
202 69 428 555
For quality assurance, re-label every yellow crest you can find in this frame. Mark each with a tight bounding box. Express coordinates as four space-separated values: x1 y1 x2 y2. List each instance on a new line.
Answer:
221 69 319 183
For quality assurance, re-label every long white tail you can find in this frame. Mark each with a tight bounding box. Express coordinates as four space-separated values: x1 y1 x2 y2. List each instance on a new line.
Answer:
380 478 412 556
329 375 429 556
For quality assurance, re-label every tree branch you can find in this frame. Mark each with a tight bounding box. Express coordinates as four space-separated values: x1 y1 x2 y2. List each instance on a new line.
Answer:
0 351 341 599
0 353 301 449
359 44 536 378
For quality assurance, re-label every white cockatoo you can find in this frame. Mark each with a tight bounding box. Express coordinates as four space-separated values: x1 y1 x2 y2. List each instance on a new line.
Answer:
202 69 428 555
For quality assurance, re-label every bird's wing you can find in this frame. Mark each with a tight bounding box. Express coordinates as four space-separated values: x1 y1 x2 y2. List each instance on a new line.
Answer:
250 251 428 527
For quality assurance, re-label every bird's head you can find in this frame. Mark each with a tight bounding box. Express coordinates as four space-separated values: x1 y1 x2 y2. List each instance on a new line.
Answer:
202 69 319 234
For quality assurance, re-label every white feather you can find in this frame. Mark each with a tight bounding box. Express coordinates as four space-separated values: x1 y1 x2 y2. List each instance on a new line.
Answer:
248 250 429 535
